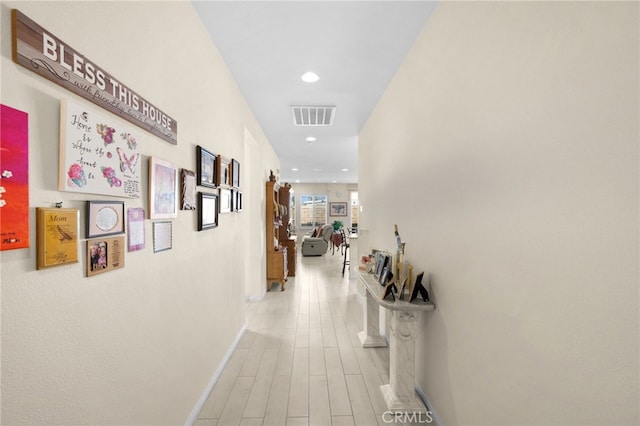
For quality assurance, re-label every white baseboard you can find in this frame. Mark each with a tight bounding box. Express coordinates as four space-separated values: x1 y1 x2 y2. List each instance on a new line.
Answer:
415 383 444 426
184 324 247 426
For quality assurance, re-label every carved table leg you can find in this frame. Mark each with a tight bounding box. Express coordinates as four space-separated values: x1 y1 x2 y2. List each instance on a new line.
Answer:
380 310 426 413
358 287 387 348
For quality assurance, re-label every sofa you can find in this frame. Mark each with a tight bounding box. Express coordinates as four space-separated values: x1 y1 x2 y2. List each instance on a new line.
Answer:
301 224 334 256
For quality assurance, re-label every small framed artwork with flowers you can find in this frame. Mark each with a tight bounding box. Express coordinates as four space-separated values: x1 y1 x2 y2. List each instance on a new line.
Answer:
59 99 141 198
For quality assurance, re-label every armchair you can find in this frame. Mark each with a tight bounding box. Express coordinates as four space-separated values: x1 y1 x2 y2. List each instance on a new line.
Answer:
301 224 334 256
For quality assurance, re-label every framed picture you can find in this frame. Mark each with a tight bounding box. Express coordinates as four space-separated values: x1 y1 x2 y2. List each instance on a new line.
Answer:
379 266 392 285
59 99 141 198
231 158 240 188
196 145 217 188
374 252 390 282
217 155 232 187
330 202 348 217
152 221 172 253
198 192 219 230
86 236 125 277
235 191 243 212
181 169 197 210
219 188 232 213
86 201 125 238
127 207 145 252
149 157 178 219
36 207 79 269
1 104 30 251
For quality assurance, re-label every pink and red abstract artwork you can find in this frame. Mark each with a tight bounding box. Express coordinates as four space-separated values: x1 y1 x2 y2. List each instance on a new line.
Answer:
1 104 29 251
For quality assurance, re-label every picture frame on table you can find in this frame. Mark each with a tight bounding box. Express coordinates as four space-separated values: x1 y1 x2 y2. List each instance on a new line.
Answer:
196 145 217 188
86 200 125 238
379 266 391 285
198 192 219 230
330 202 348 217
149 157 178 219
374 252 388 281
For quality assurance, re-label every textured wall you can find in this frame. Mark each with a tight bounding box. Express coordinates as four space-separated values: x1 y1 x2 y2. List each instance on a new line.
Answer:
359 2 639 424
0 2 279 424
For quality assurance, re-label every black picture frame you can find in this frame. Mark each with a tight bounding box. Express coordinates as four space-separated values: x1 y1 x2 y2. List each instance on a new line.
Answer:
379 266 391 285
217 155 232 187
232 158 240 188
198 192 219 230
410 272 430 303
197 145 217 188
235 191 243 212
375 252 390 282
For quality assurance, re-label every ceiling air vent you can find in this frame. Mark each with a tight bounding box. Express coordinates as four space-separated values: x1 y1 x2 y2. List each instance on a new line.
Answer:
291 106 336 126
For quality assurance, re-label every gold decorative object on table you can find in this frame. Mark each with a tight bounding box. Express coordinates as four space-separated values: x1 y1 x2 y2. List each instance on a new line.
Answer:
393 224 409 299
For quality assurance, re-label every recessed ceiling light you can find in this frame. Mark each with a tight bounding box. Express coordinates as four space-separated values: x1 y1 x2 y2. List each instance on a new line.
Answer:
342 168 349 172
301 71 319 83
291 168 298 171
306 136 316 142
295 179 301 183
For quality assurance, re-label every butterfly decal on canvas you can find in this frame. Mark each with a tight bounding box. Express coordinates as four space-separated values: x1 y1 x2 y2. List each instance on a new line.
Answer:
120 132 138 150
116 148 140 175
96 124 116 146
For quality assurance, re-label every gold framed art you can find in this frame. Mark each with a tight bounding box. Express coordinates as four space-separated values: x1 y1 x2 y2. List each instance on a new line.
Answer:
36 207 79 269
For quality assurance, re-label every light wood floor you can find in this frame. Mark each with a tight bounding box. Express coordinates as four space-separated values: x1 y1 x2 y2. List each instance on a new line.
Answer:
194 250 417 426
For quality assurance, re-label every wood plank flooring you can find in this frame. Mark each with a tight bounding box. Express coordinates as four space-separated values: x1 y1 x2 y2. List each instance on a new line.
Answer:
194 251 419 426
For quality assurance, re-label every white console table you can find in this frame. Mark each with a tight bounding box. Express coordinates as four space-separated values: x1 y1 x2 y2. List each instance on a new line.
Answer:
355 270 435 413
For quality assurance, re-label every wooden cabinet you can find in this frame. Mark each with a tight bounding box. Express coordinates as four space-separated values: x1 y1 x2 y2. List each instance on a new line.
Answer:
266 180 287 291
278 184 296 277
267 247 287 290
282 238 296 277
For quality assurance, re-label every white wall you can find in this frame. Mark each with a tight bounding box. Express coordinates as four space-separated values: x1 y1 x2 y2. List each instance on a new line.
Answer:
0 2 279 424
359 2 638 425
243 127 268 301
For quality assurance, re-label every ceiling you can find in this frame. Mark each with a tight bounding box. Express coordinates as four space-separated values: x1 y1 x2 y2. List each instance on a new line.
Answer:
192 1 438 184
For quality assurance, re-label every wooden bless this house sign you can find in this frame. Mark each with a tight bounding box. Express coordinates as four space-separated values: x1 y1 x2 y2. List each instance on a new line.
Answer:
11 9 178 145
